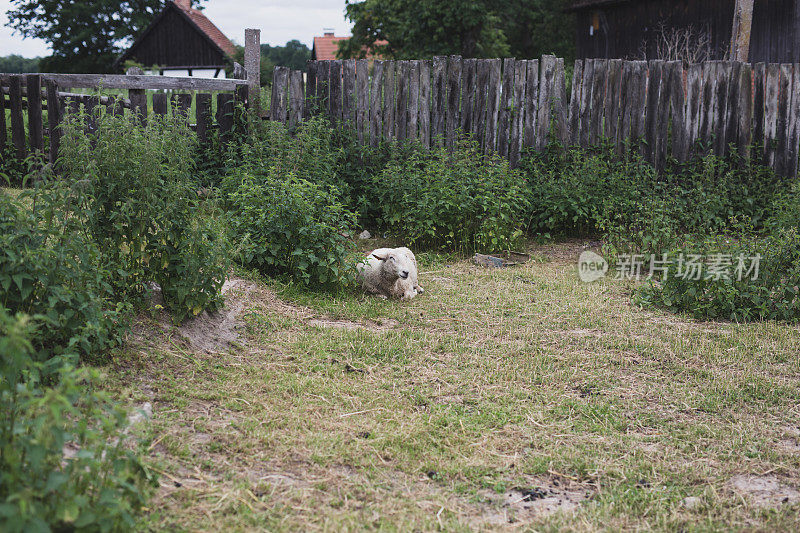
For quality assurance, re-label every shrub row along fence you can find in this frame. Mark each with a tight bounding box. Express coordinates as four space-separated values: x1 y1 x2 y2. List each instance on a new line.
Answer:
0 29 263 167
271 57 800 176
0 73 248 166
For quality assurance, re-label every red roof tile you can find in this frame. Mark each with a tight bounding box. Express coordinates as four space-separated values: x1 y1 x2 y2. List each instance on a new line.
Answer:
312 34 388 60
175 1 237 58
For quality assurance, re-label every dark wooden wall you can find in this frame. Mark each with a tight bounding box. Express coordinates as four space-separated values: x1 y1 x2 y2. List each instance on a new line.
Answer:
575 0 798 63
124 7 228 68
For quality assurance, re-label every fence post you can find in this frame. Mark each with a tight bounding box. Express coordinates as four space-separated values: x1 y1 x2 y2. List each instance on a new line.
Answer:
244 28 261 115
9 76 26 160
126 67 147 124
45 79 61 165
26 75 43 156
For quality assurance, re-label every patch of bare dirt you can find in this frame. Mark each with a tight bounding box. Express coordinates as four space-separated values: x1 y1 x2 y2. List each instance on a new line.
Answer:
727 475 800 508
135 277 399 354
176 278 258 354
778 438 800 454
475 478 592 526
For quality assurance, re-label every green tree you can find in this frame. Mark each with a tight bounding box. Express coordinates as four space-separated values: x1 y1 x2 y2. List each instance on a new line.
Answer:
5 0 205 73
339 0 574 61
261 40 311 71
0 55 40 73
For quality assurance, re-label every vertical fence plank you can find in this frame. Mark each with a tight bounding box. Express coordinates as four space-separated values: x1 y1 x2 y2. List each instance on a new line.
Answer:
752 63 766 154
329 60 342 125
603 59 622 142
699 62 718 151
172 92 193 120
0 83 6 150
618 62 634 149
446 55 462 149
631 61 649 144
776 64 792 175
370 60 384 147
589 59 607 145
395 61 409 141
568 60 584 146
272 66 290 124
9 76 26 159
484 59 502 154
431 56 447 146
84 95 100 133
787 64 800 177
128 88 147 125
509 60 527 166
356 59 369 144
317 61 330 117
196 93 212 144
343 59 356 126
537 55 559 151
460 59 477 137
288 69 305 129
382 61 396 141
418 60 431 148
685 64 703 155
644 60 664 163
522 59 539 151
654 62 672 171
474 60 489 148
578 59 594 147
45 79 60 164
244 28 261 115
217 93 234 142
408 61 420 142
666 61 688 163
497 58 515 157
26 75 43 155
723 62 743 154
554 58 569 146
764 63 780 167
712 62 730 157
153 93 168 116
306 60 318 118
736 63 753 162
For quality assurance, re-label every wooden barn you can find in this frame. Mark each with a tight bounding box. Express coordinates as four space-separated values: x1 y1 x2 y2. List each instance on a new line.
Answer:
117 0 236 78
569 0 800 63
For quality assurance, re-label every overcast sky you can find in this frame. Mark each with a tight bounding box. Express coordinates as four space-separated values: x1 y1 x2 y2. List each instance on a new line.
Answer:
0 0 352 57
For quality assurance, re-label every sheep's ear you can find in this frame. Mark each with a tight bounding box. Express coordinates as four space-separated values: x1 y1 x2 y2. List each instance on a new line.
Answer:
372 252 388 261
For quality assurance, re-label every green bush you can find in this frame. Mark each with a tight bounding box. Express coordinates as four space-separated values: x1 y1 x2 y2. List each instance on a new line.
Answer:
636 228 800 322
374 140 529 252
519 144 791 257
226 171 359 287
0 191 127 369
57 107 229 322
0 309 154 532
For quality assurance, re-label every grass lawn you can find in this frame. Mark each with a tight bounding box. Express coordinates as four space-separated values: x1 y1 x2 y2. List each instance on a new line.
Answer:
108 240 800 531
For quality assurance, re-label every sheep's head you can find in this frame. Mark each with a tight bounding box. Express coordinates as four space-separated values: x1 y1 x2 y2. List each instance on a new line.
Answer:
372 250 411 280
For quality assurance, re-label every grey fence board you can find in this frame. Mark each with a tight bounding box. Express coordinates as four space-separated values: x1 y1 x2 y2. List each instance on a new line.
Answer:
343 59 356 125
396 61 409 141
408 61 420 142
370 60 384 147
498 58 515 157
484 59 502 154
356 59 369 144
26 75 43 153
9 76 25 159
329 60 342 124
446 56 462 149
288 69 304 129
578 59 594 147
523 59 539 151
589 59 607 145
461 59 477 136
568 60 584 146
419 60 431 148
509 60 527 166
383 61 396 141
431 56 447 146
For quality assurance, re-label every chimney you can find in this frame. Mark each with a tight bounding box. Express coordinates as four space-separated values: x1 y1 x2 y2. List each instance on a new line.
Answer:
323 27 335 37
175 0 191 10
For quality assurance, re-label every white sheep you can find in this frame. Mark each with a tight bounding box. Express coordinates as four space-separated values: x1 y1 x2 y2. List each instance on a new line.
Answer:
358 247 424 301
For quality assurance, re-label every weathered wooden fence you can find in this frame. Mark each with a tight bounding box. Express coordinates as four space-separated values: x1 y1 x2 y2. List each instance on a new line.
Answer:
0 29 262 167
0 72 250 165
270 57 800 176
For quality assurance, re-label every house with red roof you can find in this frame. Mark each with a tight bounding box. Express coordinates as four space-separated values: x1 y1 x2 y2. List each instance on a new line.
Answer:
117 0 236 78
311 31 388 61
